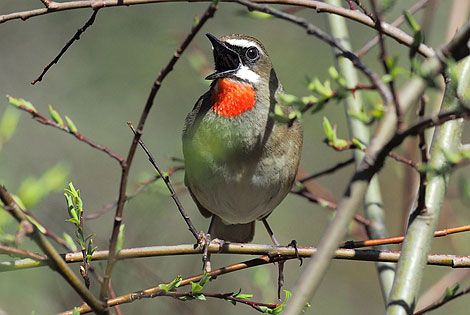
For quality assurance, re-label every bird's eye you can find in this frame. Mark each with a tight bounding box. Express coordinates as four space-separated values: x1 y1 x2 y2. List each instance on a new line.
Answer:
246 47 259 61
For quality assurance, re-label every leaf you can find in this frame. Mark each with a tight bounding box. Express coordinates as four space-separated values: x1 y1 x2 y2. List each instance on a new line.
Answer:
352 138 366 150
48 105 64 127
195 293 206 301
272 290 291 314
191 281 204 294
322 117 335 141
65 116 78 133
442 284 460 302
63 232 78 251
72 308 81 315
166 275 182 292
7 95 37 113
0 107 20 147
115 224 125 253
198 271 211 287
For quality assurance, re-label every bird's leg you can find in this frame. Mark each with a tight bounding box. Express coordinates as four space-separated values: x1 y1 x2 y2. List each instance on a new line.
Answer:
200 217 216 273
262 218 284 299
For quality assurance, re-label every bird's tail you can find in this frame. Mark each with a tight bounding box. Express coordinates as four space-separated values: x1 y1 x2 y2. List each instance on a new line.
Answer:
209 216 255 243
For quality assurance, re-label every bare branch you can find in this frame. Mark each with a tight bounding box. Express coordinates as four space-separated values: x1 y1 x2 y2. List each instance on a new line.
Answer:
31 9 99 85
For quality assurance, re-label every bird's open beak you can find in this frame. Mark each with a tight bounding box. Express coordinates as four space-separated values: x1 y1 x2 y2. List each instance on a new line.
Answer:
205 33 241 80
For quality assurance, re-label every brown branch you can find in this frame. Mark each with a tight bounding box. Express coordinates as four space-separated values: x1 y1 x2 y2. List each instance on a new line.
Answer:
99 1 218 300
352 0 374 21
298 158 355 182
327 140 420 169
356 0 430 57
414 286 470 315
341 224 470 249
31 9 99 84
9 98 125 166
128 122 199 238
0 245 47 261
290 188 373 227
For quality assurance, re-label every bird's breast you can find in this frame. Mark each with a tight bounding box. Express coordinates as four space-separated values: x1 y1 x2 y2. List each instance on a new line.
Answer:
210 79 256 118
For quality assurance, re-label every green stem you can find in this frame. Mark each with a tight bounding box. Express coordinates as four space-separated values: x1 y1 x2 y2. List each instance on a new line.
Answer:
326 0 394 303
386 57 470 315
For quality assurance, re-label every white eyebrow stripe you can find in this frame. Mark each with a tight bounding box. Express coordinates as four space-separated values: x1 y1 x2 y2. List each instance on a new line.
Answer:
225 39 263 54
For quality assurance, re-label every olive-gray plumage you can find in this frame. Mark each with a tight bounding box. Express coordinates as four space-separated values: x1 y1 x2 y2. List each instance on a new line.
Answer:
183 34 302 242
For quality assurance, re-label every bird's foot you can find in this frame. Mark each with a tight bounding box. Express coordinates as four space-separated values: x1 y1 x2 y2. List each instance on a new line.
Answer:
288 239 303 266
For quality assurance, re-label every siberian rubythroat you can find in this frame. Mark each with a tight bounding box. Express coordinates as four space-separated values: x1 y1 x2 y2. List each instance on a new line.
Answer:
183 33 303 243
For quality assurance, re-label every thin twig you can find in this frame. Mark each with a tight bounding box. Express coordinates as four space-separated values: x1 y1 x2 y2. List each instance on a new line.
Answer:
352 0 374 21
326 139 420 169
414 286 470 315
290 188 373 227
99 1 218 300
31 9 99 85
128 122 199 240
356 0 430 57
341 224 470 249
9 98 125 166
298 158 355 182
0 245 47 261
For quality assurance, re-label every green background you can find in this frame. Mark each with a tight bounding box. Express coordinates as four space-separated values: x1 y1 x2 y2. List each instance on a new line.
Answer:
1 1 469 314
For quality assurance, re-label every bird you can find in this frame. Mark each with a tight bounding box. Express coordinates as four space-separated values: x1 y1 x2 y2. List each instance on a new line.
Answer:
182 33 303 243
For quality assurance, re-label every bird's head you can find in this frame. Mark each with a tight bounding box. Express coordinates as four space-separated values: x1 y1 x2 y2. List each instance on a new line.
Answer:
205 33 273 86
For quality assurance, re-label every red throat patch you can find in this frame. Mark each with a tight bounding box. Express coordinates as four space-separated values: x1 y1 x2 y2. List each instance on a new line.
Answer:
210 79 256 118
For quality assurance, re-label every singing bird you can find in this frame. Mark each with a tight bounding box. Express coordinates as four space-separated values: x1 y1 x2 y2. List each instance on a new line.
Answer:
183 33 303 243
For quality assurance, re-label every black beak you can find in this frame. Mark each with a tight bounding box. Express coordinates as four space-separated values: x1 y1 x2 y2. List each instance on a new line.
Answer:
205 33 240 80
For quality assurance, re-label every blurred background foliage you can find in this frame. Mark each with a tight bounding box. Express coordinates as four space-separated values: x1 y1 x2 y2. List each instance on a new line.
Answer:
1 0 470 314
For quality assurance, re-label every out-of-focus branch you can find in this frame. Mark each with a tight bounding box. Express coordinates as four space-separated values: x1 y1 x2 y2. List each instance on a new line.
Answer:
0 186 107 314
283 21 470 315
386 58 470 315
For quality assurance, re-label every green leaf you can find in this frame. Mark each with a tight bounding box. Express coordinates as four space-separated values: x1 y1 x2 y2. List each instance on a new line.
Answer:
191 281 204 294
352 138 366 150
48 105 64 127
442 284 460 301
247 11 272 19
0 107 20 148
322 117 335 141
7 95 37 113
403 10 421 33
272 290 291 314
328 66 339 80
270 104 291 124
199 271 211 287
115 224 125 253
25 214 47 234
72 308 80 315
195 293 206 301
65 116 78 133
166 275 182 292
259 306 272 313
63 232 78 251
